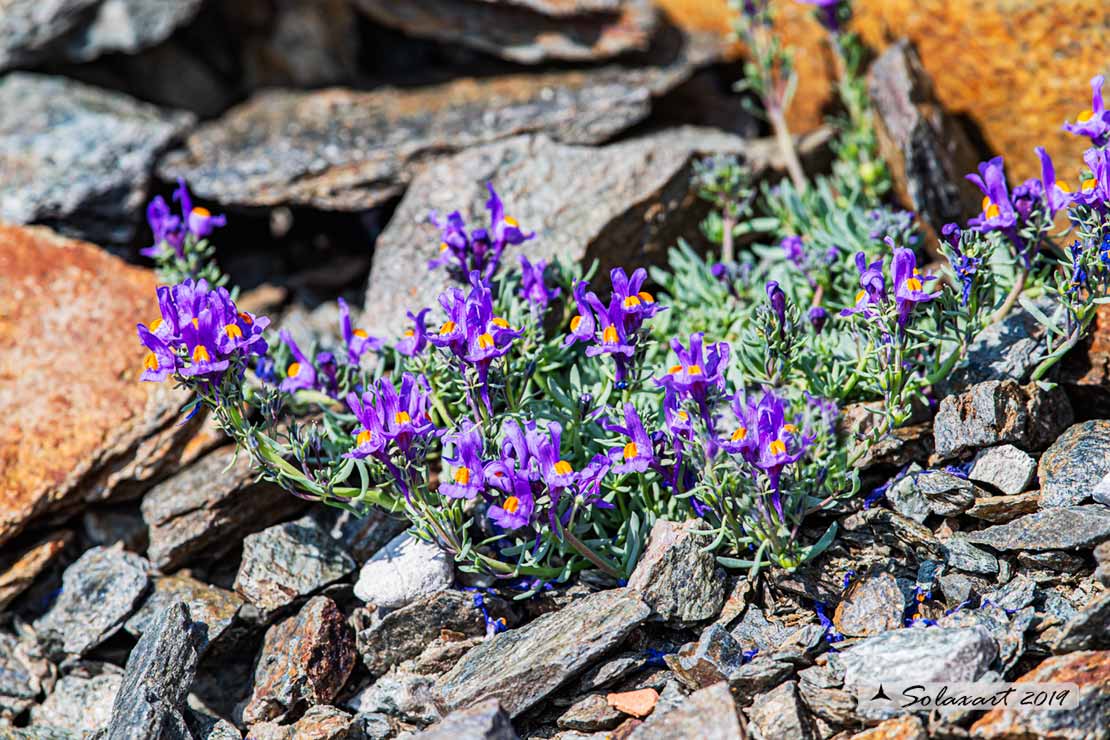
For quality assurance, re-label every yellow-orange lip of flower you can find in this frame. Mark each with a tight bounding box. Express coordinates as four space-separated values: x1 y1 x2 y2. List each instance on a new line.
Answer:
769 439 787 455
192 345 211 363
554 460 573 476
1077 109 1096 123
454 467 470 485
504 216 519 228
623 295 641 308
1055 179 1072 193
570 315 584 332
1082 179 1096 191
192 207 211 218
677 410 689 421
905 277 923 292
353 329 369 338
439 242 449 252
191 317 200 329
477 333 495 349
394 411 412 424
668 364 682 374
238 311 254 325
602 326 619 344
491 317 510 329
783 424 798 433
149 318 163 332
143 352 159 371
984 203 1001 220
687 364 703 375
623 441 638 460
854 289 867 305
356 429 372 446
439 321 457 335
502 495 520 513
287 362 302 377
731 427 747 441
638 291 654 304
224 324 243 339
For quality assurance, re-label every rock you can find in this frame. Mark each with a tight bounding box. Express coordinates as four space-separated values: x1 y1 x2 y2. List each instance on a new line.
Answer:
983 574 1037 612
728 606 791 653
626 519 726 624
746 681 817 740
839 508 943 561
234 514 356 617
933 380 1072 460
867 41 981 242
353 589 488 677
365 127 780 338
249 705 361 740
414 697 518 740
186 710 242 740
968 445 1037 496
0 225 193 546
347 669 441 727
311 506 407 563
665 623 746 689
1039 421 1110 507
236 0 359 89
1052 592 1110 652
939 303 1049 394
1017 549 1087 574
558 693 623 731
966 505 1110 551
33 546 150 658
939 572 988 606
0 631 46 718
833 570 905 637
607 688 659 719
31 665 122 734
942 536 999 576
104 601 203 740
849 715 927 740
970 651 1110 739
1096 540 1110 587
436 588 650 718
142 447 305 571
82 505 148 552
965 491 1041 523
352 0 656 64
159 55 704 212
243 596 357 725
0 74 192 245
0 531 72 611
353 532 452 611
628 681 741 740
124 573 243 653
832 626 997 693
912 470 979 517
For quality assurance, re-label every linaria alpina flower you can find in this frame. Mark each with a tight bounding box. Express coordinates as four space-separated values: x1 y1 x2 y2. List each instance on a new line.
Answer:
137 324 176 382
176 179 226 239
585 294 635 360
807 306 828 334
278 330 318 394
428 183 534 282
488 470 535 529
780 235 805 268
1075 146 1110 212
373 373 437 457
531 422 578 492
840 252 886 317
752 390 812 514
765 281 787 335
892 248 935 328
345 391 388 460
142 196 184 258
609 267 662 332
440 421 487 500
573 453 615 510
396 308 430 357
656 333 729 406
338 298 382 365
966 157 1017 232
1035 147 1074 217
519 255 559 309
941 224 981 307
1064 75 1110 145
1068 240 1088 292
429 287 469 359
563 280 597 348
607 403 654 474
723 392 759 462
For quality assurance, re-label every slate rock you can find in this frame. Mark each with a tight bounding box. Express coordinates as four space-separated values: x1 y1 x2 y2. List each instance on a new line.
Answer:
1039 420 1110 507
940 303 1048 394
938 572 989 606
104 601 203 740
626 519 726 624
124 573 243 653
347 669 441 727
628 681 741 740
932 379 1072 459
983 574 1037 612
850 715 927 740
185 710 242 740
1017 549 1087 574
966 505 1110 551
414 697 518 740
248 705 360 740
0 0 100 69
311 506 407 563
243 596 357 725
665 623 746 689
968 444 1037 496
142 447 305 571
1052 592 1110 652
31 665 122 735
34 546 150 658
352 0 656 64
833 570 905 637
558 693 623 732
0 631 45 718
436 588 650 718
839 508 943 560
965 491 1041 523
353 532 452 611
729 606 792 653
0 531 72 611
1096 540 1110 587
746 680 817 740
0 225 191 547
0 74 193 244
942 535 999 576
970 651 1110 740
365 127 783 338
82 505 148 552
353 589 487 677
832 626 997 692
913 470 979 516
159 57 703 212
234 514 356 616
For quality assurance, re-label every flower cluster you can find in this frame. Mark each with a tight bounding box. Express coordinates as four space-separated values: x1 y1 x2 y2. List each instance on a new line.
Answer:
277 298 382 399
429 184 534 282
142 180 226 261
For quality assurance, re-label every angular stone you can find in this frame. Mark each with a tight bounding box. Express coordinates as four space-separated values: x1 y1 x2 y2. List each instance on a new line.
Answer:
0 531 72 611
627 519 726 624
666 623 746 689
347 669 441 727
124 573 243 652
628 682 741 740
867 41 981 242
965 491 1042 523
0 225 191 547
558 693 623 731
234 514 356 616
0 74 193 244
31 665 122 735
729 606 791 653
353 589 487 678
839 508 943 560
0 631 45 718
249 704 361 740
1017 549 1087 574
365 127 780 338
971 651 1110 740
159 56 704 212
933 380 1071 460
849 715 927 740
1039 421 1110 507
33 546 150 658
967 505 1110 551
747 681 817 740
607 688 658 719
353 532 452 611
939 303 1049 395
942 536 999 576
1097 540 1110 587
911 471 979 516
104 601 204 740
1052 592 1110 653
436 588 650 718
311 506 407 563
352 0 656 64
142 447 305 570
968 444 1037 496
983 575 1037 612
243 596 357 725
82 505 148 552
833 570 905 637
414 698 518 740
833 627 997 692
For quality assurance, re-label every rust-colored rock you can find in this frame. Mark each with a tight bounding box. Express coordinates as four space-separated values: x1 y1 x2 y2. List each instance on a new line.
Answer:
608 688 659 718
0 224 189 548
850 715 927 740
0 530 72 610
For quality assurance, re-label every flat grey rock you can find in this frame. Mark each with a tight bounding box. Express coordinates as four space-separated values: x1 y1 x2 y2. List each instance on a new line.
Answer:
933 380 1072 460
833 626 997 691
31 665 122 735
627 519 726 625
124 573 243 653
1038 420 1110 507
968 444 1037 495
414 697 518 740
629 681 742 740
966 505 1110 551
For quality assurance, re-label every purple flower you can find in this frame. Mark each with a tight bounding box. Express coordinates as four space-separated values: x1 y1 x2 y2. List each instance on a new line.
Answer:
428 183 534 283
662 388 694 441
174 180 226 239
807 306 828 334
141 196 184 258
377 373 437 455
966 157 1017 232
797 0 843 32
1035 147 1074 217
179 309 229 380
396 308 430 357
1064 75 1110 145
488 471 535 529
1075 146 1110 211
609 267 662 332
563 280 597 348
892 248 935 328
573 454 614 510
840 252 886 317
722 392 759 462
752 390 812 513
440 421 487 500
607 403 654 474
530 422 578 492
766 281 787 334
585 294 635 360
338 297 382 365
429 287 469 359
942 223 981 307
781 235 806 267
519 255 559 309
345 391 388 460
137 324 176 382
278 330 318 394
656 333 729 405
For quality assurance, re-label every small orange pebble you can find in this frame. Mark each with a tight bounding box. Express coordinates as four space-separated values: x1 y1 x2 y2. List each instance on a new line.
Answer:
606 688 659 719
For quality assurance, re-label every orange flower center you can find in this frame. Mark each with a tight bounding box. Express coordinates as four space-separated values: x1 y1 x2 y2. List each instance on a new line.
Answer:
623 441 638 460
439 320 457 335
854 289 867 304
353 329 369 338
554 460 573 476
491 317 510 329
477 333 495 349
403 329 415 338
687 364 703 375
602 326 619 344
668 364 682 374
638 291 654 304
238 311 254 325
192 207 211 218
356 429 372 446
143 352 159 371
783 424 798 433
502 495 520 513
623 295 641 308
981 197 1001 220
570 315 584 332
454 467 471 485
394 411 412 425
1055 179 1072 193
1082 179 1097 191
287 362 302 377
224 324 243 339
191 318 200 329
192 345 211 363
677 410 689 421
769 439 787 455
149 318 163 332
504 216 519 227
1078 109 1096 123
439 242 449 252
905 277 923 292
731 427 747 441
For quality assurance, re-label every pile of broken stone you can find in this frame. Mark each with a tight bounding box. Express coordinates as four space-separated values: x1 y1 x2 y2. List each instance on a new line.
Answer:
1 2 1108 739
